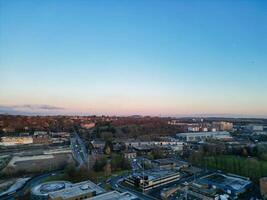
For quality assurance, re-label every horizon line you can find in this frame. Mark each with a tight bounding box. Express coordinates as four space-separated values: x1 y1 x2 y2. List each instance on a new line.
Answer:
1 112 266 120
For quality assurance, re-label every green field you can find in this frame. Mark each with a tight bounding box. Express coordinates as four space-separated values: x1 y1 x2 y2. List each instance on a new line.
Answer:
200 155 267 182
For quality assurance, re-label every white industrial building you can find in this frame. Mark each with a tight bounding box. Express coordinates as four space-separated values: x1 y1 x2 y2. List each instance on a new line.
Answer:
246 124 264 132
0 136 33 146
176 131 232 142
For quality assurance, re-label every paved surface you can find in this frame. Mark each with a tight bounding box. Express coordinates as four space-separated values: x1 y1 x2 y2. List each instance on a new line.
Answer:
70 132 88 167
0 171 63 200
131 159 141 171
0 178 30 198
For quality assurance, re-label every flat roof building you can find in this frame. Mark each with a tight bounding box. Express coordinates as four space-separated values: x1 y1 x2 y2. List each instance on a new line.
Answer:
124 169 180 191
246 124 264 132
49 180 105 200
123 151 137 159
0 136 33 146
31 180 105 200
86 191 139 200
31 181 72 200
197 173 252 198
152 158 188 170
212 121 233 131
176 131 232 142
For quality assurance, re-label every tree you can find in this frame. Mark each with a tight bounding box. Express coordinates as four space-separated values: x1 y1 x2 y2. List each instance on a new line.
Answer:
103 140 113 155
86 141 94 153
111 154 122 171
121 157 131 170
242 148 248 157
110 153 131 171
104 163 112 176
151 148 165 159
93 157 107 172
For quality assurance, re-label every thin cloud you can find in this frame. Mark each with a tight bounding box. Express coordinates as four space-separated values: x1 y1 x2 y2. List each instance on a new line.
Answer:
13 104 65 110
0 104 65 115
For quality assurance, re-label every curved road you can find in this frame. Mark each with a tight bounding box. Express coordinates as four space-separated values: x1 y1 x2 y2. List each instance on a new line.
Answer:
0 170 63 200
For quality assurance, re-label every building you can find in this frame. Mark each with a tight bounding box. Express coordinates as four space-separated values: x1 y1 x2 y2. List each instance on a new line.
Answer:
167 120 182 126
86 191 138 200
33 134 51 145
0 136 33 146
123 151 137 159
34 131 48 136
197 173 252 198
81 122 96 129
133 146 152 155
31 180 105 200
188 126 200 132
160 186 181 200
246 124 264 132
122 138 184 150
170 145 183 152
124 141 154 147
176 182 220 200
2 127 15 133
202 127 208 132
260 177 267 199
252 131 267 136
174 173 252 200
31 181 72 200
212 122 233 131
51 132 70 138
152 158 188 170
124 169 180 191
91 140 105 149
176 131 232 142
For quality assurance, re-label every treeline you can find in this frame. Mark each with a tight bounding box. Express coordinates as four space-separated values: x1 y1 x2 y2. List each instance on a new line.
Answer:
88 123 182 141
93 153 131 172
62 153 131 183
188 142 267 182
202 155 267 182
201 142 267 161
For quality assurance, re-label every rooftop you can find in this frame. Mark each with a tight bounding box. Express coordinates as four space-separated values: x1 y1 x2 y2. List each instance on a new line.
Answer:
86 191 139 200
31 180 105 198
153 158 175 165
132 169 179 181
49 180 105 199
31 181 72 196
198 173 252 193
177 131 230 137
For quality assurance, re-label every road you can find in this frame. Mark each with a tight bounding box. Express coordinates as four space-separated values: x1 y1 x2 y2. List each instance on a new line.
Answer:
70 131 88 167
0 171 63 200
131 159 141 171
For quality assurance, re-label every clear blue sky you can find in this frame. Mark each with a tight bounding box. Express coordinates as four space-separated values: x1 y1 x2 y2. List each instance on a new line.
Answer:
0 0 266 117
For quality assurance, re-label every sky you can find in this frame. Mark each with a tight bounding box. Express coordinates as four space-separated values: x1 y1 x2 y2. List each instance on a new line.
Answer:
0 0 267 117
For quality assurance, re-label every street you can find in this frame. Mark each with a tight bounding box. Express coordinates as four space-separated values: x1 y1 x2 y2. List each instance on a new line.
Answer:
0 171 63 200
70 131 88 167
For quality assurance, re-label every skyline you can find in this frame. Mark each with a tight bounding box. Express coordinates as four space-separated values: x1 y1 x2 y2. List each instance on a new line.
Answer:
1 0 267 117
